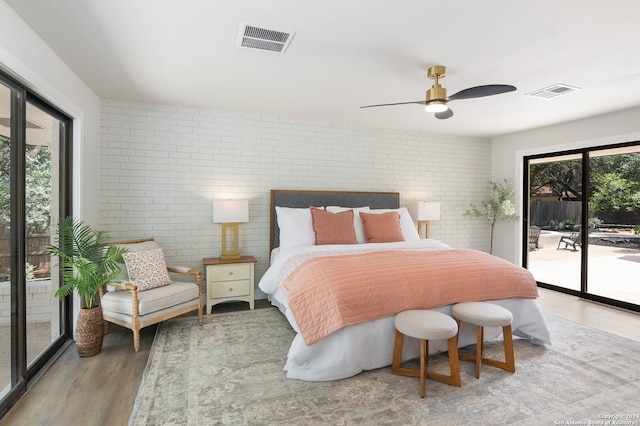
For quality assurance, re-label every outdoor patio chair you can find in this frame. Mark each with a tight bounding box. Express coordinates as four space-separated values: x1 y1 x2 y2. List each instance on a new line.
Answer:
98 238 204 351
557 229 582 251
529 226 541 250
557 225 594 251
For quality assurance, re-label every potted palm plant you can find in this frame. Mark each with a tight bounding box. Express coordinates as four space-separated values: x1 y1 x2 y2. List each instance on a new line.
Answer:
47 217 127 356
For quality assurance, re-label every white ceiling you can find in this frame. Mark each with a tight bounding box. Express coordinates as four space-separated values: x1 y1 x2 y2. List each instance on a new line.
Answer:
7 0 640 138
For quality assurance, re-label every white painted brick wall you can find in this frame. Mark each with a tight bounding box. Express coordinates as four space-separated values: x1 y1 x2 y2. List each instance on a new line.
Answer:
0 280 53 325
100 100 492 295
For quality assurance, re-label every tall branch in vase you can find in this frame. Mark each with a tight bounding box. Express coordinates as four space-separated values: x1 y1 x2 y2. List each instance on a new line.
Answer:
463 179 519 254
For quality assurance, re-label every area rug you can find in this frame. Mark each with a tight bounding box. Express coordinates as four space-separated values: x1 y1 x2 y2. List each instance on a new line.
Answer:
129 308 640 425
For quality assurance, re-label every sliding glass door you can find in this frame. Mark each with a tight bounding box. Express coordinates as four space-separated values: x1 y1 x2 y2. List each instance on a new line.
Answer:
527 154 583 292
525 143 640 311
0 71 72 417
587 147 640 306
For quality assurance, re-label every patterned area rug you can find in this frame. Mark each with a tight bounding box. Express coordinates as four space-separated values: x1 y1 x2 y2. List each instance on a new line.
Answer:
129 307 640 426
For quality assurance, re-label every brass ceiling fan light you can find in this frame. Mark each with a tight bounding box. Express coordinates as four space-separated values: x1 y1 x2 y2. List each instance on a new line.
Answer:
360 65 516 120
424 66 448 113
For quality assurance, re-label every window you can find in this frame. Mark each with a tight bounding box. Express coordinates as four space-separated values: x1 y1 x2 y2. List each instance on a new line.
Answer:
524 142 640 312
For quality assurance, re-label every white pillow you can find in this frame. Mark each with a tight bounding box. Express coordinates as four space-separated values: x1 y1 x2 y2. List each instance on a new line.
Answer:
368 207 420 241
276 206 324 249
326 206 370 243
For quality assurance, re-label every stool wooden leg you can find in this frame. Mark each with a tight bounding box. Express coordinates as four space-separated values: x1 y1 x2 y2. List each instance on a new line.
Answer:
447 334 461 387
476 325 484 378
420 339 427 398
456 317 516 378
456 322 484 378
426 333 461 387
392 328 461 396
503 325 516 372
458 324 485 378
481 325 516 373
392 330 404 374
392 330 419 378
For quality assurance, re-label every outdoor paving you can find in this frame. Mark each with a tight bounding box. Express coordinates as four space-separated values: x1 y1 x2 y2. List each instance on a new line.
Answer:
528 231 640 305
0 321 52 392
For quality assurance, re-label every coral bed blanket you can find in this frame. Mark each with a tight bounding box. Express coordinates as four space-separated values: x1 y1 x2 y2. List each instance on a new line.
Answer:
283 249 538 345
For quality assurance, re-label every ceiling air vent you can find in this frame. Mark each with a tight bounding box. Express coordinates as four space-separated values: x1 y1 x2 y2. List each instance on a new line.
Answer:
527 84 581 100
237 23 295 54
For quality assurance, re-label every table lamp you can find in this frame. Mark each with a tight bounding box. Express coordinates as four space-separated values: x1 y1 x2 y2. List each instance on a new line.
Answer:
213 199 249 260
409 202 441 239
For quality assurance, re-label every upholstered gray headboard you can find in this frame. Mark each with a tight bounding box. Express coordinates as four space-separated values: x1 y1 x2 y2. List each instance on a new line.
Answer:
270 189 400 250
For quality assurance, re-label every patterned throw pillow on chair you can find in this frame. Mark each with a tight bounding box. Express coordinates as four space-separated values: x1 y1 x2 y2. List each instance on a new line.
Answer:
122 248 172 291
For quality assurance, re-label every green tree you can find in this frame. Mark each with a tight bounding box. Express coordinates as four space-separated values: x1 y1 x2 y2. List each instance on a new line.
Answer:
589 172 640 214
530 160 582 200
0 136 51 234
25 145 52 233
590 153 640 183
464 179 519 254
590 153 640 216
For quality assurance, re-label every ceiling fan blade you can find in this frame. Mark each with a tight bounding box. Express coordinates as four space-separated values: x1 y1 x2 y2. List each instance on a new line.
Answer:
435 108 453 120
360 100 425 108
449 84 516 101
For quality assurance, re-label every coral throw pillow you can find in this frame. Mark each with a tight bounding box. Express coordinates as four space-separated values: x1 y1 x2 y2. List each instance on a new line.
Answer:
122 248 172 291
310 207 358 245
359 211 405 243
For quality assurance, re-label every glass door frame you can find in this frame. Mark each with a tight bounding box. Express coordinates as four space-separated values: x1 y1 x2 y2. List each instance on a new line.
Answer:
23 92 74 375
523 140 640 313
0 71 73 418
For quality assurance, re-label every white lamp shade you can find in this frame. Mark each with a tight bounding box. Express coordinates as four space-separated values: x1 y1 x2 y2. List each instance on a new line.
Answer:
409 202 441 221
213 199 249 223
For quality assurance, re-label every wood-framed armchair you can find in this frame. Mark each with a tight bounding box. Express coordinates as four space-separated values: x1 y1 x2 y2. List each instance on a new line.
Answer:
98 238 204 351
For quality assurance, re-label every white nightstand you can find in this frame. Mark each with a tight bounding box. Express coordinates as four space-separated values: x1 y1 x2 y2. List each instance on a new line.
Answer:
203 256 257 313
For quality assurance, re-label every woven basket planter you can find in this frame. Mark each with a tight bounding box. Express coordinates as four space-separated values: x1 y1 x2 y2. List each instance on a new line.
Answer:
76 306 104 357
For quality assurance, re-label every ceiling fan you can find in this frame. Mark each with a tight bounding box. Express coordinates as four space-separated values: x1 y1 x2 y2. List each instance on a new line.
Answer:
360 65 516 119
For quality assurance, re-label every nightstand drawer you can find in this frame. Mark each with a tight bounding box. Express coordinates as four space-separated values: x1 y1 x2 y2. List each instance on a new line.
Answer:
208 263 251 282
209 280 251 298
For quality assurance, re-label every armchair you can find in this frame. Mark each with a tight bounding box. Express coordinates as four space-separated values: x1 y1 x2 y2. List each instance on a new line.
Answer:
99 238 203 351
529 226 541 251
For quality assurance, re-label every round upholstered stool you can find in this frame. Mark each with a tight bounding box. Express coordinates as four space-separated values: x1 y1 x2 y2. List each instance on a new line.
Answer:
452 302 515 379
391 310 461 398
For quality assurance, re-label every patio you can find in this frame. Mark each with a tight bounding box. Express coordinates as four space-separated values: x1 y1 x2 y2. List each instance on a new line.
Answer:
528 231 640 305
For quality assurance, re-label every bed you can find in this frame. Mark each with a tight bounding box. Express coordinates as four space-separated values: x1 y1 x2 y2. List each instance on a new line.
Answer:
258 190 551 381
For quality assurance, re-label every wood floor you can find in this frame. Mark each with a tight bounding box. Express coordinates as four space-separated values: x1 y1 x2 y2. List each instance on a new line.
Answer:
1 292 639 426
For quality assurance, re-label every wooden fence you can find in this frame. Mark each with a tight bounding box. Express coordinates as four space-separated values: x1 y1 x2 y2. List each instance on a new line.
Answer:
0 233 51 281
530 200 640 227
529 200 581 228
